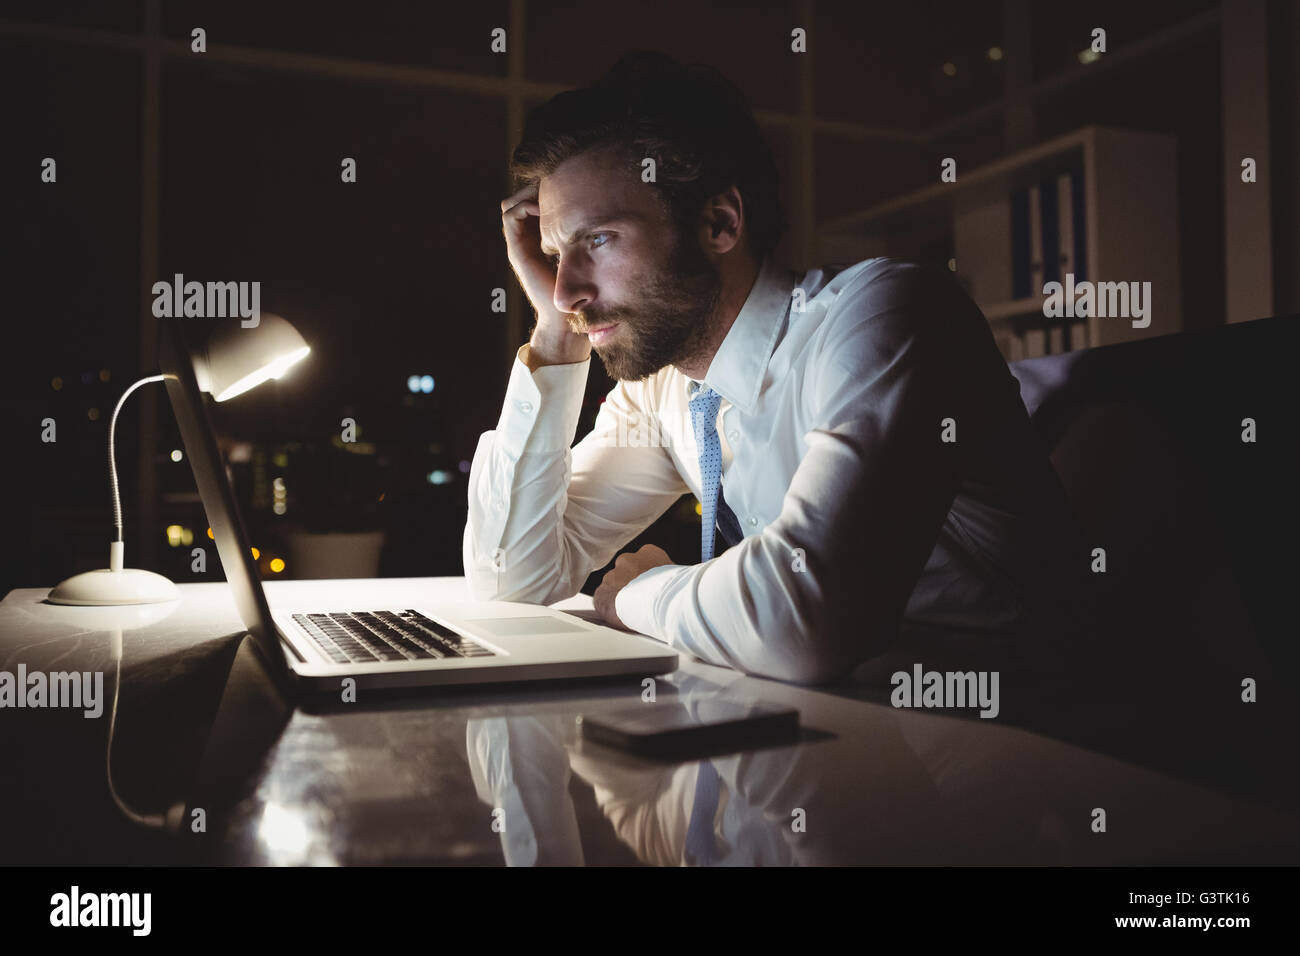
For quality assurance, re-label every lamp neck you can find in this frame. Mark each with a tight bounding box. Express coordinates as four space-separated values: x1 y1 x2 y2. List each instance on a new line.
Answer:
108 375 168 560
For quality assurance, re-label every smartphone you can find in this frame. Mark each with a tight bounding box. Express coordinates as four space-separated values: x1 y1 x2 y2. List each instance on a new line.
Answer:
578 698 800 758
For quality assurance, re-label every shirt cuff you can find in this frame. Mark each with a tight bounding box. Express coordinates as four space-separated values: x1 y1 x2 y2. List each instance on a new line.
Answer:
495 344 590 458
614 564 688 640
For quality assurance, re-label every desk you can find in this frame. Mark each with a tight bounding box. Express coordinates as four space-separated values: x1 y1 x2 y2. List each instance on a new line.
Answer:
2 578 1297 865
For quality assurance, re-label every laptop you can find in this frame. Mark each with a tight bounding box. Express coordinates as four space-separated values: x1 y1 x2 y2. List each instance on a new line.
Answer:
157 317 679 696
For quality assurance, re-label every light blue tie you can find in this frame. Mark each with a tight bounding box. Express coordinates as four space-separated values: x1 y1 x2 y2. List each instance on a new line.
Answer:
684 385 728 866
689 384 727 563
684 759 722 865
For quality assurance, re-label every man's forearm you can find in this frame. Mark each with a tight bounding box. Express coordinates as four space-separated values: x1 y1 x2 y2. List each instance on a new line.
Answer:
463 345 592 604
463 345 691 611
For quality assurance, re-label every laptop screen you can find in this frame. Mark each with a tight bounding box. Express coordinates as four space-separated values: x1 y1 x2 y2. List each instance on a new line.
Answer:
157 317 295 688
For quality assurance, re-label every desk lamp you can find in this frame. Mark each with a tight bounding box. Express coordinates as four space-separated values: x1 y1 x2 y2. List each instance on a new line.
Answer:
47 314 310 606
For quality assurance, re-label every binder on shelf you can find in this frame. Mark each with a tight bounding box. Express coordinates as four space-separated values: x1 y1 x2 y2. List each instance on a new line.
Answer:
1039 175 1060 286
1011 167 1086 302
976 161 1091 357
1055 172 1072 280
1010 188 1031 300
1056 167 1087 283
1070 166 1086 282
1028 184 1044 297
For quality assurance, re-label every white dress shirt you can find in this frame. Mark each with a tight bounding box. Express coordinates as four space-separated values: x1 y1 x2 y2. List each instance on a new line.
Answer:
464 255 1087 684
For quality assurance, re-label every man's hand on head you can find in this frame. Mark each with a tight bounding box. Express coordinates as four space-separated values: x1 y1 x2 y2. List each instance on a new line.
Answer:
593 544 675 630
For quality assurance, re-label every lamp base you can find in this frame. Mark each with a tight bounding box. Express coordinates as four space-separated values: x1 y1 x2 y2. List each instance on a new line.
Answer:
48 568 181 606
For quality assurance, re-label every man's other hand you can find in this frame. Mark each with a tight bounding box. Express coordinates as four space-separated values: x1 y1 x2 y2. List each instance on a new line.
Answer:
593 544 674 630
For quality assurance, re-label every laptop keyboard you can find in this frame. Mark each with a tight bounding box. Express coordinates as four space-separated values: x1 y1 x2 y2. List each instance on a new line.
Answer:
291 609 495 665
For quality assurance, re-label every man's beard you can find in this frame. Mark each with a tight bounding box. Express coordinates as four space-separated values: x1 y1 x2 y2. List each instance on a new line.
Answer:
572 230 722 382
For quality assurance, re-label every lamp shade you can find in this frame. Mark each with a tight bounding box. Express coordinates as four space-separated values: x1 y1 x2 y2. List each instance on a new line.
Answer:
194 312 311 402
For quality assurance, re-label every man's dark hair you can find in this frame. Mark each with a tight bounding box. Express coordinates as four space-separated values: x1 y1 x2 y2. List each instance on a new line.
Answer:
509 50 788 262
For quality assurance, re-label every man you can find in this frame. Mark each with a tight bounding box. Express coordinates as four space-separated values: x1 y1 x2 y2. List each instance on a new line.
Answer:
463 52 1088 686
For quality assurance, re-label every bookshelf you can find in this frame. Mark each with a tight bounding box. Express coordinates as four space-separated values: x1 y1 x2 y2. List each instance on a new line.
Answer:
817 126 1182 359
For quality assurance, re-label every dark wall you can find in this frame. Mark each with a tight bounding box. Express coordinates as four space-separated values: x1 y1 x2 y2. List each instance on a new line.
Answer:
1 1 1285 597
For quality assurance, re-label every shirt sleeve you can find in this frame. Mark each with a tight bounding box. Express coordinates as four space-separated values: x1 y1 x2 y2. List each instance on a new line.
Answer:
613 264 1001 684
463 344 690 605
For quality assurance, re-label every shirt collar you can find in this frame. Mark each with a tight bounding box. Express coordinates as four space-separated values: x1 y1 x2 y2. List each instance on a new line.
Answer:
687 254 796 413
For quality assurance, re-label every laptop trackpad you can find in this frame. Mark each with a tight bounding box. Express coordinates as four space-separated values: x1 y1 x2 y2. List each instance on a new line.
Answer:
459 616 588 637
